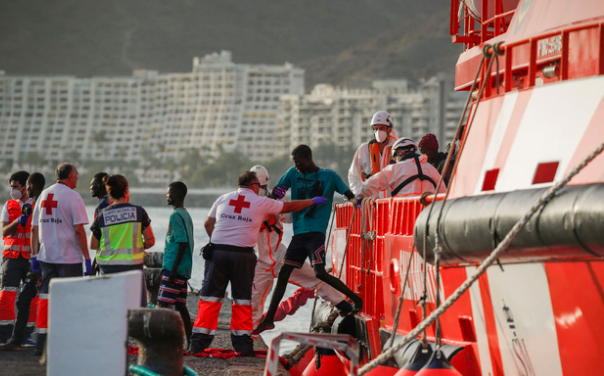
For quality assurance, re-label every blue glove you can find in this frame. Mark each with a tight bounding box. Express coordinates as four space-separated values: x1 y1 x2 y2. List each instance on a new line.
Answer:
311 197 328 205
356 197 363 209
273 185 288 199
18 214 29 227
30 256 41 274
84 259 93 276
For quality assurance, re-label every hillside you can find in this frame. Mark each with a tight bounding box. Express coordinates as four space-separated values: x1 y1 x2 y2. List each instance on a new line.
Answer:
0 1 459 87
302 9 462 87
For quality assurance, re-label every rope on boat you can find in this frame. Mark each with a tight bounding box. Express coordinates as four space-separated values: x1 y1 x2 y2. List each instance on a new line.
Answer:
419 46 497 346
430 42 503 351
359 139 604 375
378 45 486 346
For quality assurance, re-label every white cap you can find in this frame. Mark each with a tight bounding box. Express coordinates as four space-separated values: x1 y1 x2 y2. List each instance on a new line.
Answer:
250 165 270 186
370 111 393 128
391 137 417 156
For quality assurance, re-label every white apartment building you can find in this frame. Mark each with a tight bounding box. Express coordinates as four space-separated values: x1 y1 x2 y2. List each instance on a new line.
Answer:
0 51 304 167
278 74 466 153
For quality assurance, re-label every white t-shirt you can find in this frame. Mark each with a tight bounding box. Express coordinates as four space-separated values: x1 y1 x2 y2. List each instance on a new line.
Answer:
32 183 89 264
1 198 34 222
209 188 284 248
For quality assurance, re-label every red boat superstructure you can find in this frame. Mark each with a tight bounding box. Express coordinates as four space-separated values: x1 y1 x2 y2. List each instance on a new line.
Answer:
330 1 604 375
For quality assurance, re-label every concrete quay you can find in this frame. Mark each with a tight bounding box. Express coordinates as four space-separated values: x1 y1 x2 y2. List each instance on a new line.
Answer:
0 298 289 376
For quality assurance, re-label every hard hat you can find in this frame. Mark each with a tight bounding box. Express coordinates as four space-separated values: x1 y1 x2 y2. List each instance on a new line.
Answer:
250 165 270 185
370 111 393 128
392 137 417 156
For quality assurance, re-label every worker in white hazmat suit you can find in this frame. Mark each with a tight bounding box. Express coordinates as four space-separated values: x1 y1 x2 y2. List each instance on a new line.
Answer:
348 111 397 198
357 138 446 199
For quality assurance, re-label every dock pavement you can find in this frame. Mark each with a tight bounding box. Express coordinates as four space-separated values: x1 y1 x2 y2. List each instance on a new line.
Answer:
0 297 290 376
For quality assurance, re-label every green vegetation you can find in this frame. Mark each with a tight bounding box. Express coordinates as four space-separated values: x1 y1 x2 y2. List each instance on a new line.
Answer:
5 142 356 193
179 142 356 188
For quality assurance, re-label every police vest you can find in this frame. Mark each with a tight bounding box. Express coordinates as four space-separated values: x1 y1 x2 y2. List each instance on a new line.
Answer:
3 200 31 259
96 205 145 266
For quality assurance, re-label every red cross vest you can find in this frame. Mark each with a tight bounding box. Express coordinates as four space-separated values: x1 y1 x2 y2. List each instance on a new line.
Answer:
3 200 31 259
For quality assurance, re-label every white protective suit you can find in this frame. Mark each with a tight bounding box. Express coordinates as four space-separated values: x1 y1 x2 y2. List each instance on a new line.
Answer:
252 211 345 326
359 155 446 198
348 136 397 198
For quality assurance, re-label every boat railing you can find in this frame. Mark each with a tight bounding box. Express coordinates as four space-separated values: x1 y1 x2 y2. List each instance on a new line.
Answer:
332 194 445 321
450 0 517 49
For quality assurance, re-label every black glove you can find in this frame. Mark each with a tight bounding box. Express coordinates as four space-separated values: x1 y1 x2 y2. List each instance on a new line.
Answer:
22 203 33 216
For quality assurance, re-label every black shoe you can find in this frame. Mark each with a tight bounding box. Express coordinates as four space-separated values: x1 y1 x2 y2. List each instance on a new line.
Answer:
335 300 353 316
187 344 205 355
350 299 363 314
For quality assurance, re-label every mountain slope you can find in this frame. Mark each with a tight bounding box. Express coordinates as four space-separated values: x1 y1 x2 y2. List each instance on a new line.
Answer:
0 1 442 75
301 9 462 87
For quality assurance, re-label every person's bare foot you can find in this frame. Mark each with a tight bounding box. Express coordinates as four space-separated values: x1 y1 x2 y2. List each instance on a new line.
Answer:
252 320 275 335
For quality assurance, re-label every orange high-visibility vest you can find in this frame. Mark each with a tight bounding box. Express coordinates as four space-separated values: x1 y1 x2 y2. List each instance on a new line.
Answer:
365 136 397 180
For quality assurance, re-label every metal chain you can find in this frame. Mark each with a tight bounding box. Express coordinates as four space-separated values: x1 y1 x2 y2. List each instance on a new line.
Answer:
359 140 604 375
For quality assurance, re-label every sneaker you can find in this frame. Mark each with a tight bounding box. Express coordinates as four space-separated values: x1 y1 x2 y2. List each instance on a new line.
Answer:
335 300 353 316
21 338 36 348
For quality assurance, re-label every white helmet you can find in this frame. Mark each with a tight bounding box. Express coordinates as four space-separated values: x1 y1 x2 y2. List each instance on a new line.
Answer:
370 111 393 128
250 165 270 186
391 137 417 157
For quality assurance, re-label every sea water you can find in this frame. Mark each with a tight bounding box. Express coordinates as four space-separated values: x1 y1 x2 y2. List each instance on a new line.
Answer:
86 205 315 353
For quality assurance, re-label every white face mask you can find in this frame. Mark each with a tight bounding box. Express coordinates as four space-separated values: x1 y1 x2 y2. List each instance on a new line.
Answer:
10 188 22 201
259 188 268 197
374 130 388 143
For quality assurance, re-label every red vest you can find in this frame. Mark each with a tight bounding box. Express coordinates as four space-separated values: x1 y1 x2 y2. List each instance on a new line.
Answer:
3 200 31 259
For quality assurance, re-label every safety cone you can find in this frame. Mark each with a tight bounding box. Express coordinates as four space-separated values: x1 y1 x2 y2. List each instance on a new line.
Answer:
365 365 399 375
395 345 433 376
289 349 314 376
415 350 463 376
302 349 348 376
